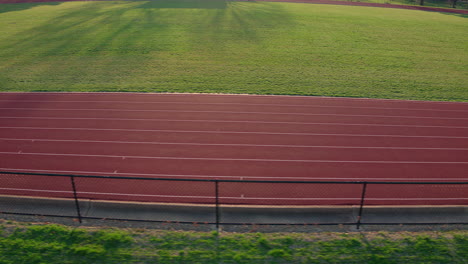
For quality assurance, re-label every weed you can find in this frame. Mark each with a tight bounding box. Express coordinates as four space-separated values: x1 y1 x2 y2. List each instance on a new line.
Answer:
0 222 467 263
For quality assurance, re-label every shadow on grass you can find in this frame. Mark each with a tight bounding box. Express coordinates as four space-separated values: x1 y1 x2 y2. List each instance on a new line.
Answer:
0 2 147 91
188 1 295 48
135 0 228 9
440 12 468 18
0 2 60 15
1 0 296 55
0 0 296 91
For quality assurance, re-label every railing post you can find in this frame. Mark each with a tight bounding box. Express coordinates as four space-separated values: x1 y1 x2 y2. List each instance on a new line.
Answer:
356 182 367 229
70 175 82 223
215 180 220 232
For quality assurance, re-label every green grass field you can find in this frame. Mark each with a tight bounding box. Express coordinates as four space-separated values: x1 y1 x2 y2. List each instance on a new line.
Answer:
1 223 467 263
347 0 468 10
0 0 467 101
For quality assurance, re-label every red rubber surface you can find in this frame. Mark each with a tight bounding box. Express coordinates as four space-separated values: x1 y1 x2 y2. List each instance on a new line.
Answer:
0 92 467 205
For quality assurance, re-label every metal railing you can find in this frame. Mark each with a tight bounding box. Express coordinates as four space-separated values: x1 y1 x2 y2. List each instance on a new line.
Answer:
0 171 467 230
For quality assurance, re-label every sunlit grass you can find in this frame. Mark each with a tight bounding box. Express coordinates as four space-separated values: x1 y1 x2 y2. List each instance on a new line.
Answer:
1 223 467 263
0 1 467 101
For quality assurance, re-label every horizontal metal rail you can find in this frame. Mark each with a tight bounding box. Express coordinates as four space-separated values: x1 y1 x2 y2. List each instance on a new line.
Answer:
1 171 467 184
0 170 467 230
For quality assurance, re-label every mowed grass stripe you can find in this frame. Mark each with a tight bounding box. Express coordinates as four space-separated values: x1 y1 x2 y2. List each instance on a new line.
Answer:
0 1 467 101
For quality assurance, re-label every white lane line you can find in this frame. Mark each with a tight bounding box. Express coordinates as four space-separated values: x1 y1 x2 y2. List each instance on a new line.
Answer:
1 100 467 112
1 116 467 129
2 127 468 139
1 168 466 181
1 108 467 120
2 138 468 150
1 188 466 201
2 91 468 105
1 151 468 163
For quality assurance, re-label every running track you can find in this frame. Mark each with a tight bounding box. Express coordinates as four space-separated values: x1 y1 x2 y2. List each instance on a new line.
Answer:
0 92 467 206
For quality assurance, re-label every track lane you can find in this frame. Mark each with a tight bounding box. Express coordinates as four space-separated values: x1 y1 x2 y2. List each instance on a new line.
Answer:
1 127 468 148
1 115 468 129
1 119 467 137
1 153 467 181
1 92 467 111
1 110 468 127
2 104 467 119
1 139 468 162
1 172 466 206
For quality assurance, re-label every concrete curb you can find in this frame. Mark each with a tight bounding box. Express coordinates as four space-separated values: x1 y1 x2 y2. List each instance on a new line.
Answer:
1 196 466 229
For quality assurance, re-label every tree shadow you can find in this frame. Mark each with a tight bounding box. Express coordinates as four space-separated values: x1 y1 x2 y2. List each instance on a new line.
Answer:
0 1 296 91
135 0 228 9
1 1 295 55
0 2 147 91
187 1 296 49
439 12 468 18
0 2 60 15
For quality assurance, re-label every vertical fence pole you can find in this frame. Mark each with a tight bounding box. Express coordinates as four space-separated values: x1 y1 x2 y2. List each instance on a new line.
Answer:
215 180 220 232
70 175 82 223
356 182 367 229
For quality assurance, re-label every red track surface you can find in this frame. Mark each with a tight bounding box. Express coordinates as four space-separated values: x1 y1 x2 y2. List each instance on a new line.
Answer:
0 92 467 205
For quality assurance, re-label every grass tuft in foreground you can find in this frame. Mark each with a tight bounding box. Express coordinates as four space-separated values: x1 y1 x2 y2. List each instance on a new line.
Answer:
0 222 467 263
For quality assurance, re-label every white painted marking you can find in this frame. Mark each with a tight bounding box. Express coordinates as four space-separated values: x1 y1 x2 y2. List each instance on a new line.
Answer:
1 188 466 201
1 116 467 129
1 168 466 181
1 108 467 120
0 187 211 199
1 138 467 150
1 91 467 105
0 100 466 112
1 151 468 163
2 127 467 139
